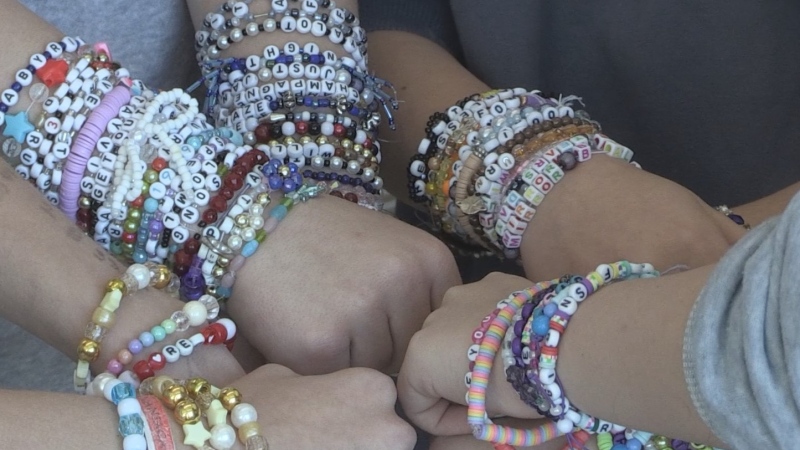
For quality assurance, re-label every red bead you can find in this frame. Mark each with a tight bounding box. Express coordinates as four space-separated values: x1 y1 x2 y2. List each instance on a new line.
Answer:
173 262 189 277
333 123 346 137
174 249 192 266
36 59 69 87
295 121 308 135
363 138 373 151
76 208 92 221
121 232 137 244
220 187 235 200
344 192 359 203
237 154 256 172
254 123 270 143
230 165 248 178
133 360 155 381
202 209 218 224
223 174 243 190
210 195 228 212
225 334 237 352
76 220 90 232
183 238 200 255
147 352 167 371
201 323 228 345
252 150 267 164
151 157 168 171
130 196 144 208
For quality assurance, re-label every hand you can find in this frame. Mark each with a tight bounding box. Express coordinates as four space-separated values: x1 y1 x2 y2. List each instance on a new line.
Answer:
233 364 416 450
230 195 462 375
398 272 544 437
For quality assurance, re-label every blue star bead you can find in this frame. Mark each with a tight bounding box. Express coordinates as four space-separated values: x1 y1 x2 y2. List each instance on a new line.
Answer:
2 111 34 143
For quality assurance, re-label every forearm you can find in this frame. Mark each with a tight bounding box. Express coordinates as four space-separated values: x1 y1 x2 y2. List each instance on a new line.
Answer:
368 30 489 202
731 180 800 226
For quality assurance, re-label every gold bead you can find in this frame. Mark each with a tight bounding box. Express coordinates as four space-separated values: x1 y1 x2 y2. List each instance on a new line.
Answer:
267 139 280 148
151 376 175 397
237 421 261 442
79 197 92 209
278 165 291 177
174 399 201 425
256 192 270 205
77 338 100 362
353 144 363 153
235 213 250 227
341 139 353 150
151 265 172 289
97 53 109 63
217 256 230 268
106 278 126 293
315 136 328 145
299 135 312 144
206 285 219 296
121 242 134 253
282 136 296 145
212 265 225 278
185 377 211 398
163 384 189 409
218 387 242 411
653 436 670 449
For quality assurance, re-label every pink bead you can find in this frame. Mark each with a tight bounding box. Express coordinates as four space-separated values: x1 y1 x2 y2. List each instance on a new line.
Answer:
220 273 236 289
229 255 246 272
107 359 124 375
263 217 279 233
117 349 133 365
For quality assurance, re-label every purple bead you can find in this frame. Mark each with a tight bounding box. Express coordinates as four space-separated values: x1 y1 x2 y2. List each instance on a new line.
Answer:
511 337 522 356
319 98 330 107
290 173 302 185
513 319 525 336
149 220 164 233
288 163 298 173
276 55 289 64
128 339 143 354
282 178 297 193
671 439 689 450
181 271 205 289
268 174 283 190
351 79 364 92
0 103 7 113
352 178 361 186
303 169 313 178
304 97 314 107
327 172 338 180
349 106 360 116
581 278 595 295
269 101 279 110
612 433 626 444
339 175 350 184
230 59 246 71
314 171 326 181
309 54 322 64
729 213 745 225
522 302 535 318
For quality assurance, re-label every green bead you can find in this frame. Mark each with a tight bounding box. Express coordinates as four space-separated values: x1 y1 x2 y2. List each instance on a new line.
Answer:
151 325 167 342
110 241 123 255
255 229 267 243
141 182 150 195
266 60 275 68
144 169 159 184
217 165 228 176
127 208 142 221
280 197 294 210
161 319 177 334
123 220 139 233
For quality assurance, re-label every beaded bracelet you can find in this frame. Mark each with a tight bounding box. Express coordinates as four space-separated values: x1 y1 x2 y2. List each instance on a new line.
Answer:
103 380 149 450
715 204 751 230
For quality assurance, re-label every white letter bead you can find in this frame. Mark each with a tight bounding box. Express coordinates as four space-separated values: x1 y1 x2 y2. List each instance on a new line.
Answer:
162 345 181 363
176 339 194 356
556 296 578 316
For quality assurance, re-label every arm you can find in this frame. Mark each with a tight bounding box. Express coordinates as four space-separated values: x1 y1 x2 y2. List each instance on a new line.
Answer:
368 32 744 280
730 180 800 226
0 0 242 385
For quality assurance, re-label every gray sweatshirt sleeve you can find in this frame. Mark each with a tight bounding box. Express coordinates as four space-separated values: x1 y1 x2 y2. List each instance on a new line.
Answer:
684 192 800 449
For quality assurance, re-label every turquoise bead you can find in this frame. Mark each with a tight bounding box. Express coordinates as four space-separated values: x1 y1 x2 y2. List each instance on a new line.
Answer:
241 240 259 258
111 382 136 405
229 131 244 146
118 413 144 436
270 205 288 221
132 249 148 263
216 286 232 298
144 198 158 213
110 241 123 255
187 135 203 149
151 326 167 342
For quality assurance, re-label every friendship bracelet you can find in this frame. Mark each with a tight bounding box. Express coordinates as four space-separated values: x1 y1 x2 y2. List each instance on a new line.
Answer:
139 394 177 450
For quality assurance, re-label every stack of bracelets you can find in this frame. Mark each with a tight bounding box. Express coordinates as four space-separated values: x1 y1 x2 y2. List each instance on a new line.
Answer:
408 89 748 261
407 88 638 260
0 1 398 448
466 260 724 450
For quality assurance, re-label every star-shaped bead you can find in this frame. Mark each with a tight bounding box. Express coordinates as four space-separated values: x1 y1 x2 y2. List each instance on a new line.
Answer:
2 111 34 143
206 399 228 427
182 421 212 449
456 195 487 215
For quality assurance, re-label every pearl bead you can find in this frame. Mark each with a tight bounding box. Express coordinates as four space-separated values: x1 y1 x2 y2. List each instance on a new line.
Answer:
90 372 116 396
311 156 324 169
346 160 360 175
240 227 256 241
246 22 259 36
182 301 208 327
126 264 151 289
231 402 257 427
250 216 264 229
263 19 276 32
210 423 237 450
334 69 351 85
229 28 243 43
249 204 264 216
362 168 375 182
372 176 384 190
227 235 243 251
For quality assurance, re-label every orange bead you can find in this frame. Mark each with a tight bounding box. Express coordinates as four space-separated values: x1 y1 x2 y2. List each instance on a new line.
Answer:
36 59 68 87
